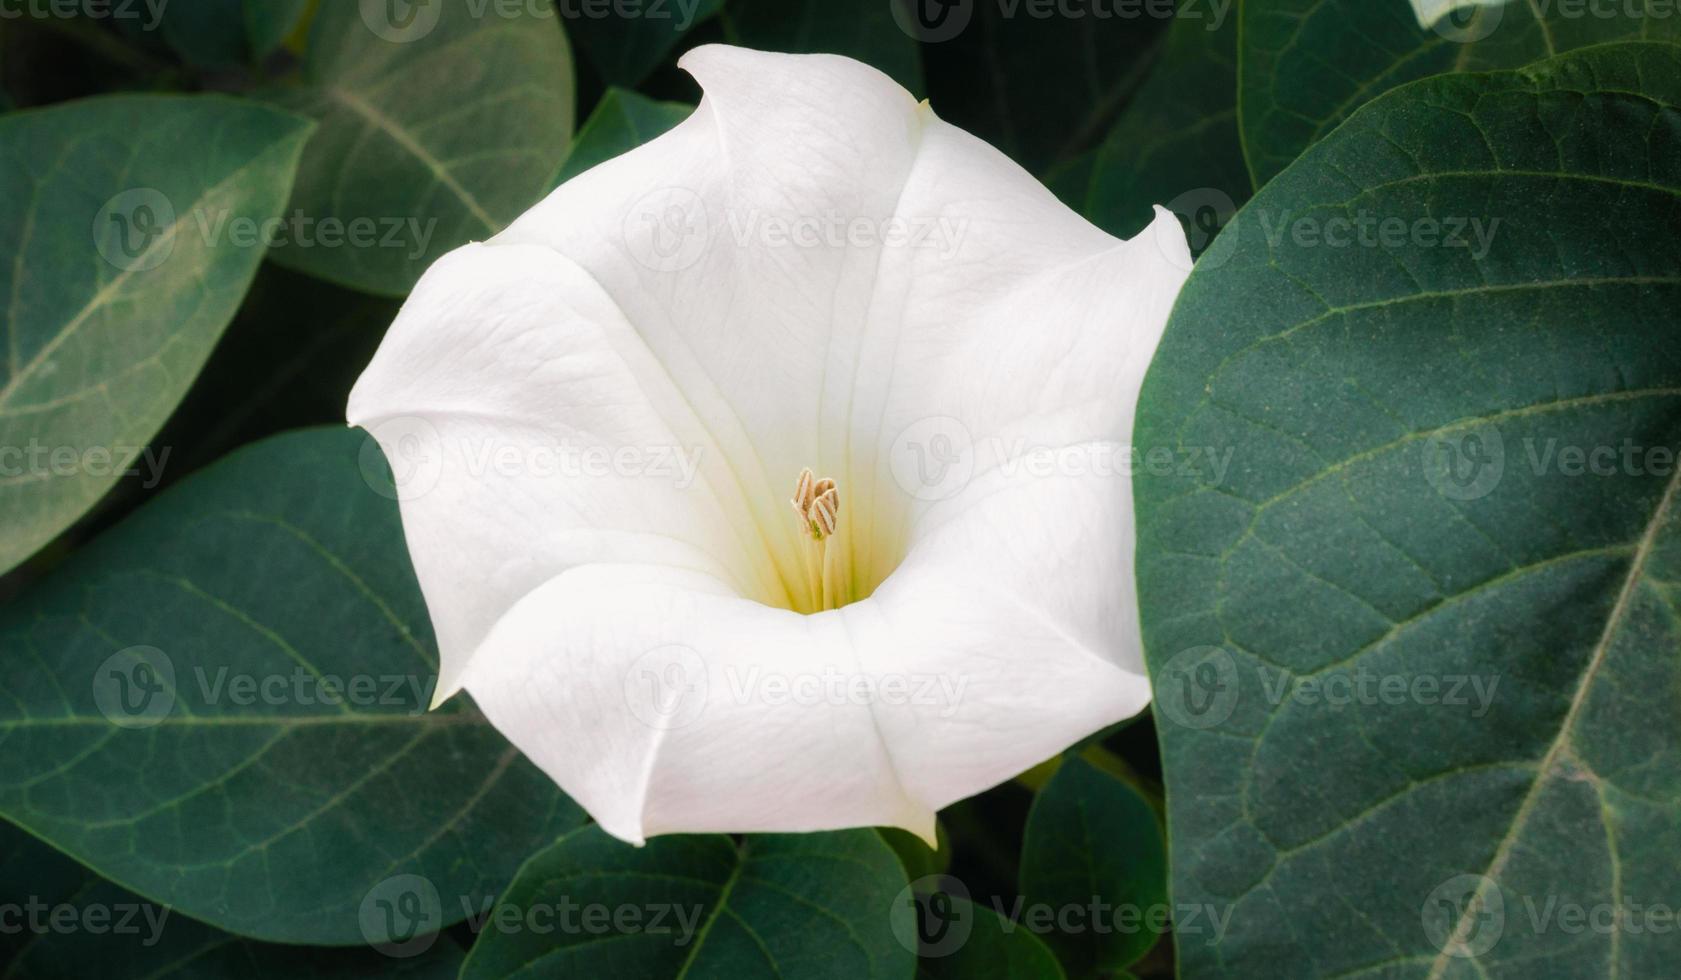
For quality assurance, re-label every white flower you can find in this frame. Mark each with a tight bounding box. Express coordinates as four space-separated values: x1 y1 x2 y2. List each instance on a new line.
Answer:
348 45 1190 845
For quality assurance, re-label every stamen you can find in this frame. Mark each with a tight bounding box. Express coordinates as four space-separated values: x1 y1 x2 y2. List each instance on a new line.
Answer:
809 487 838 539
790 468 845 611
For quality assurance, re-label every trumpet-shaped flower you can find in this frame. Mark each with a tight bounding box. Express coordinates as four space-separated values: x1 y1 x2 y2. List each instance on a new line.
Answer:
349 45 1190 845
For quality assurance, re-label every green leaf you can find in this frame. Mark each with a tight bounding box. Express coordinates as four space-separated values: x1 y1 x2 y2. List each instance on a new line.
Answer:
1239 0 1680 187
562 0 721 86
0 427 585 944
721 0 923 95
1137 41 1681 978
458 826 915 979
1019 756 1166 975
550 86 691 190
155 0 312 68
269 0 576 296
915 896 1065 980
919 2 1166 173
1081 4 1249 247
0 820 465 977
0 94 313 576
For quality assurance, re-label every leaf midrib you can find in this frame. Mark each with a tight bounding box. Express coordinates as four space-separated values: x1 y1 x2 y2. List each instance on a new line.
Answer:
1422 460 1681 979
0 121 305 411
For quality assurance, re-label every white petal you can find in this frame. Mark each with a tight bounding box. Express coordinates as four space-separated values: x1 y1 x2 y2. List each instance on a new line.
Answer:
457 563 938 844
348 243 790 702
349 45 1191 838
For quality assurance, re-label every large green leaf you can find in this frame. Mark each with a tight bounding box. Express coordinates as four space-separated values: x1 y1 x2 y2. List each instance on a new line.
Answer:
269 0 575 296
0 95 312 576
0 821 464 978
1239 0 1680 187
458 826 914 978
1019 756 1166 976
721 0 922 95
1080 1 1249 244
549 86 691 191
562 0 721 86
0 428 584 944
1137 41 1681 977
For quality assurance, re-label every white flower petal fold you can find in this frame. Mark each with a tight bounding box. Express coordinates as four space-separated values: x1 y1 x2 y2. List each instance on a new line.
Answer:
348 45 1191 845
